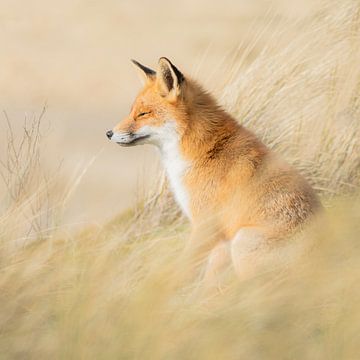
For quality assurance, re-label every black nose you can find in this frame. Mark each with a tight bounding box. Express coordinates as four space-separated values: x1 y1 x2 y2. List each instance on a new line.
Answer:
106 130 113 139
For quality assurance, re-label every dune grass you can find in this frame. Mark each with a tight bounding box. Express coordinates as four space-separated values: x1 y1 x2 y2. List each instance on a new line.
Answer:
1 1 360 358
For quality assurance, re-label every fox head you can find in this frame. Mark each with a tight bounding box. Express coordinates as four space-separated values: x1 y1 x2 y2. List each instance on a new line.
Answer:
106 57 188 148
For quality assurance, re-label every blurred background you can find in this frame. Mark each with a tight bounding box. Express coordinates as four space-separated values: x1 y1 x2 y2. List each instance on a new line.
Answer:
0 0 320 224
2 2 360 358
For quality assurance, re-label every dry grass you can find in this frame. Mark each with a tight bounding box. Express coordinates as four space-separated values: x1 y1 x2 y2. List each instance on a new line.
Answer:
221 0 360 200
1 1 360 359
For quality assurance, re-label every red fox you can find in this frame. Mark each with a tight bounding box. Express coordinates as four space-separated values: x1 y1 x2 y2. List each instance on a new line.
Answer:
106 57 321 281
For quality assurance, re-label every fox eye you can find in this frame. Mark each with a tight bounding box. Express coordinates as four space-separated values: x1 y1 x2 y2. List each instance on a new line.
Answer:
137 111 151 118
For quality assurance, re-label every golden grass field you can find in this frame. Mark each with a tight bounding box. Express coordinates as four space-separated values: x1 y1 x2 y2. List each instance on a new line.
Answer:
1 0 360 359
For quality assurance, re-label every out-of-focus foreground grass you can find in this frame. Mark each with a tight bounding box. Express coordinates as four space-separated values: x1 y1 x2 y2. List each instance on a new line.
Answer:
1 1 360 358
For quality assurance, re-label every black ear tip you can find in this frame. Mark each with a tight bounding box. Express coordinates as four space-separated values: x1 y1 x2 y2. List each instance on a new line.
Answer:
160 58 184 84
131 59 156 77
159 57 175 68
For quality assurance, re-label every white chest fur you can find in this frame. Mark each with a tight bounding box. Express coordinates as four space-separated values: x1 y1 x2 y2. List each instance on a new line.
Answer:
139 121 191 218
157 123 191 218
161 140 191 218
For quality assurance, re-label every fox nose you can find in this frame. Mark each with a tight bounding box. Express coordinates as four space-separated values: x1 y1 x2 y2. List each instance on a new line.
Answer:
106 130 113 139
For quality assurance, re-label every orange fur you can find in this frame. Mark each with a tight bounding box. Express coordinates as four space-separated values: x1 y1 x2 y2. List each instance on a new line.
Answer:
108 58 321 280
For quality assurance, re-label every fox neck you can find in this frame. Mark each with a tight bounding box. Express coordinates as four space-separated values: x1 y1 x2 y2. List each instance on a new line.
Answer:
157 122 192 218
182 112 238 161
156 90 240 219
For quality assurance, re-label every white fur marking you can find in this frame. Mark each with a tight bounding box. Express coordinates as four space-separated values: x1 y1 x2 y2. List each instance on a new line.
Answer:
162 137 191 218
138 122 191 217
111 132 129 143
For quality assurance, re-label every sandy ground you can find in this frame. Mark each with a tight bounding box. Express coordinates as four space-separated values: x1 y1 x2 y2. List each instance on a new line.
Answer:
0 0 318 224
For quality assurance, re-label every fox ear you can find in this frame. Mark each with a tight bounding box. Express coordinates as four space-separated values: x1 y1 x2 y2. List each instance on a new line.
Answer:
131 59 156 84
157 57 185 100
